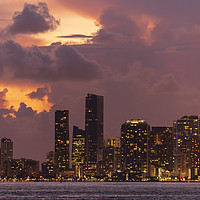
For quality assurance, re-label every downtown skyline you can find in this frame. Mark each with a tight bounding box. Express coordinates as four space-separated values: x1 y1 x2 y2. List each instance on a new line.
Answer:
0 93 199 181
1 0 200 164
1 93 200 181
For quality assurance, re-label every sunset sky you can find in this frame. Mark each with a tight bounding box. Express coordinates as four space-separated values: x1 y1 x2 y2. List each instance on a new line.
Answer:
1 0 200 163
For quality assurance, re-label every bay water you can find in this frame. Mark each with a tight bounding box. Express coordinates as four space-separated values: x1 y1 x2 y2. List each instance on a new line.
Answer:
0 182 200 199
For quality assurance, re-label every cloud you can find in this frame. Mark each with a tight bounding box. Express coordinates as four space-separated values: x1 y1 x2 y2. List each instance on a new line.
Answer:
14 102 37 118
3 2 59 35
150 74 179 94
0 19 10 22
0 88 8 108
93 9 141 44
0 40 103 82
58 0 200 47
26 87 49 101
57 34 93 38
111 61 179 94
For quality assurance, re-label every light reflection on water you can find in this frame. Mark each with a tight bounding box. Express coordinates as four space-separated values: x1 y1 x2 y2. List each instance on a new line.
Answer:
0 182 200 199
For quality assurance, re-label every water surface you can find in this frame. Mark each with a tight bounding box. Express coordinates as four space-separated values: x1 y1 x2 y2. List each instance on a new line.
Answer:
0 182 200 199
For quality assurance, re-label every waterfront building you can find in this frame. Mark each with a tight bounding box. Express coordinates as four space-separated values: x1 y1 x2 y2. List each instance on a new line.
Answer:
85 94 104 176
55 110 70 175
148 127 173 179
7 158 39 179
173 115 200 179
72 126 85 169
41 151 55 178
149 127 173 170
103 137 121 178
41 162 55 179
121 119 150 181
0 137 13 177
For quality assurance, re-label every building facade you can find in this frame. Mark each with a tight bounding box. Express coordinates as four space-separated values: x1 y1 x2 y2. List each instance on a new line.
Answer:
7 158 39 179
173 115 200 179
0 137 13 177
121 119 150 181
55 110 70 175
41 151 55 179
103 137 121 178
72 126 85 169
85 94 104 176
149 127 174 179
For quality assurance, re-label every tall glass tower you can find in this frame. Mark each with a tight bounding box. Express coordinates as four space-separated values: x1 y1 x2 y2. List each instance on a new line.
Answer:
85 93 104 176
55 110 69 174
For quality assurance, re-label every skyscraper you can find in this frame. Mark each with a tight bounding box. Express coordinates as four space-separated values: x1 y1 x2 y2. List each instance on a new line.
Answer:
0 137 13 177
55 110 69 175
121 119 150 181
72 126 85 179
173 115 200 179
148 127 174 179
149 127 174 169
72 126 85 168
85 93 104 176
103 137 121 178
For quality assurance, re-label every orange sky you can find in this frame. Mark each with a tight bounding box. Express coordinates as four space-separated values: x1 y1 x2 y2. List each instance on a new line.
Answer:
0 84 53 112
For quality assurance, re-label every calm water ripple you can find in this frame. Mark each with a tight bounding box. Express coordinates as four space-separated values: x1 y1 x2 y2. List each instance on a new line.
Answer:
0 182 200 199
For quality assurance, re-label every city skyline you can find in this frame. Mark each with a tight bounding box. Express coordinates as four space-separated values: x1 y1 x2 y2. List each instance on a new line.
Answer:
1 108 200 181
1 0 200 164
1 92 200 165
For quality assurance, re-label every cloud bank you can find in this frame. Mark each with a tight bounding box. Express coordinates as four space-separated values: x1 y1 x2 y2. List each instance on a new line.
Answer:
0 40 102 83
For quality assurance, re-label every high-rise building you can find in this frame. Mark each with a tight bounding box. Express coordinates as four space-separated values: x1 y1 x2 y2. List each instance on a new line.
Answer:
55 110 69 175
0 137 13 177
173 115 200 179
121 119 150 181
72 126 85 180
103 137 121 178
149 127 174 178
72 126 85 168
85 93 104 176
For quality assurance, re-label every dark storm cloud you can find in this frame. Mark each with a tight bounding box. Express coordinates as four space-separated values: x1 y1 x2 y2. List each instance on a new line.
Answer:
5 2 59 35
60 0 200 24
93 9 140 44
0 40 102 82
57 34 93 38
26 87 49 101
60 0 200 47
